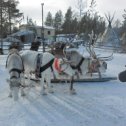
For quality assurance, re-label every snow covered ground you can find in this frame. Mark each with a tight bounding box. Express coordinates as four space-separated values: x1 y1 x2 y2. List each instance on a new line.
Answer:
0 51 126 126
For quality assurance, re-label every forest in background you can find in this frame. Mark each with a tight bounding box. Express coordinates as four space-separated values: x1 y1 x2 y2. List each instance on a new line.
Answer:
0 0 126 48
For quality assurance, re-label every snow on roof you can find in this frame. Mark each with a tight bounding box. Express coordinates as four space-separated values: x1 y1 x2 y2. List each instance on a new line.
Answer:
36 25 55 30
10 30 35 37
20 24 55 30
3 37 21 43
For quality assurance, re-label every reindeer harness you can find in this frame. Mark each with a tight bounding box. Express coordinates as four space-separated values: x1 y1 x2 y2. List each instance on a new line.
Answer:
6 49 24 79
70 57 85 74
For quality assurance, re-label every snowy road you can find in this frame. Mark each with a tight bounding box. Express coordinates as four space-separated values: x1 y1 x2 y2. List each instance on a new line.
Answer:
0 53 126 126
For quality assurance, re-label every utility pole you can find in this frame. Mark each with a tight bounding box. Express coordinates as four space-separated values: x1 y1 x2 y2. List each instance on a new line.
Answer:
0 0 3 49
8 0 12 35
41 3 45 52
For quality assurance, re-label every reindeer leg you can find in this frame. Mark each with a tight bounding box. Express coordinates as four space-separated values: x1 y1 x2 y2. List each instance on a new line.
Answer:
98 68 102 79
8 81 12 97
21 87 25 96
20 73 26 96
70 76 76 94
40 72 47 95
51 66 57 80
9 90 12 98
46 73 54 93
12 87 19 101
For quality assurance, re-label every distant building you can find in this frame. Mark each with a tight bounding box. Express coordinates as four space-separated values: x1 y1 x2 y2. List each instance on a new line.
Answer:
19 24 55 41
10 30 35 43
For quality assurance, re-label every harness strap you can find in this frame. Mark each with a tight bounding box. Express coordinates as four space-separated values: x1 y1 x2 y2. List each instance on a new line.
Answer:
9 68 22 74
35 54 42 78
6 51 19 68
6 51 24 72
70 57 85 73
40 58 54 73
10 76 18 79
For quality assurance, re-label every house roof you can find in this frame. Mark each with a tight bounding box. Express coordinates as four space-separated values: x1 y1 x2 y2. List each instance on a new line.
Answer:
10 30 35 37
20 24 55 30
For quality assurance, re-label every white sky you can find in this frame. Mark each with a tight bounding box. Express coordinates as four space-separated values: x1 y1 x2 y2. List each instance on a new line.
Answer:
17 0 126 25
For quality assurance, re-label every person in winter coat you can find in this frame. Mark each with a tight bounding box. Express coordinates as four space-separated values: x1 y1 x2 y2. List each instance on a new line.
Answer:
118 68 126 82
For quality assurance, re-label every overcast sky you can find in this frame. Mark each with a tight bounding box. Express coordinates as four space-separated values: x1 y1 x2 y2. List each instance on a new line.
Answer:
17 0 126 25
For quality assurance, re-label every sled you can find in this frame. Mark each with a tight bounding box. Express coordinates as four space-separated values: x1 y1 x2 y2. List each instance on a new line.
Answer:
26 75 117 83
51 76 117 83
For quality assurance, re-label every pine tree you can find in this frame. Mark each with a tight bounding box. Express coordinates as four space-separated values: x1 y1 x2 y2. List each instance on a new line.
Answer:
71 17 78 33
62 7 73 34
45 11 53 26
0 0 23 36
54 10 63 33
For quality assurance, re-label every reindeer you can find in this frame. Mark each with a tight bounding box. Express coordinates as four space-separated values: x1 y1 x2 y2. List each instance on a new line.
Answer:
20 50 76 95
62 31 113 79
20 50 55 95
6 48 24 101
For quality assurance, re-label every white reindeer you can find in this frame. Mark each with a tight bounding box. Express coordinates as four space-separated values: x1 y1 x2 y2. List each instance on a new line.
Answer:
6 49 24 101
64 49 108 79
20 50 54 95
61 31 112 79
20 50 76 95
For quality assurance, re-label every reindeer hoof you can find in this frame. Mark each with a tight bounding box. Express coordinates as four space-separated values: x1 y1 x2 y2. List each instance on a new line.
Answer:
49 89 54 93
42 92 47 95
49 91 54 94
70 89 76 95
8 94 12 98
21 93 26 97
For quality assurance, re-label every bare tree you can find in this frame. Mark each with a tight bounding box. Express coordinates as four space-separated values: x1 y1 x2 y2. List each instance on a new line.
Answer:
73 0 87 19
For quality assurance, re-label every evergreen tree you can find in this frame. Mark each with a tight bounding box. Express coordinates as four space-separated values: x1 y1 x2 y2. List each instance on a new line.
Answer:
122 9 126 32
71 17 78 33
45 11 53 26
62 7 73 34
27 18 37 35
54 10 63 34
0 0 23 36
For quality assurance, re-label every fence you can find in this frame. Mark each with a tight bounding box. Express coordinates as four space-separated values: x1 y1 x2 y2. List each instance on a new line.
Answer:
1 43 46 55
0 41 123 55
